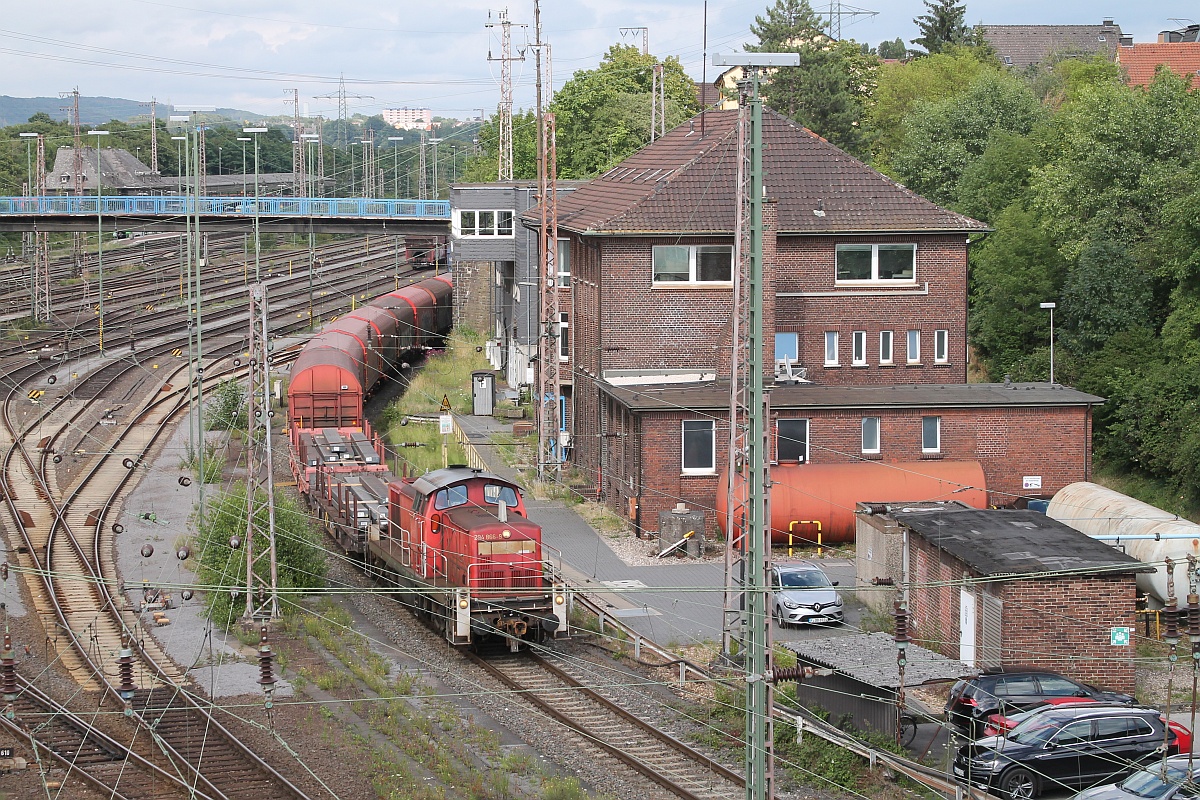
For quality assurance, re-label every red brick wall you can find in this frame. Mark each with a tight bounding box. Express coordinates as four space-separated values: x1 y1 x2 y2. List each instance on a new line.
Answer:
776 234 969 385
908 534 1136 693
615 403 1093 535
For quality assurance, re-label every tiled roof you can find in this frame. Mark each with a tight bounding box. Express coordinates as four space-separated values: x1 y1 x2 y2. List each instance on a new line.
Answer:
539 108 987 236
1118 43 1200 86
980 22 1123 70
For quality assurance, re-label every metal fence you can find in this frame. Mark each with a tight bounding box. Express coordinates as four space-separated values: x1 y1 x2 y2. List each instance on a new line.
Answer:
0 195 451 220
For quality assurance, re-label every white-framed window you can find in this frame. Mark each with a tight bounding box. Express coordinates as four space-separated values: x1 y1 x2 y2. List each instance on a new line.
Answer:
558 312 569 360
835 244 916 283
777 418 809 463
557 239 571 287
682 420 716 473
824 331 839 366
455 209 514 237
935 329 949 363
775 332 799 362
852 330 867 366
922 416 941 453
907 329 921 364
862 417 880 454
652 245 733 284
879 330 894 365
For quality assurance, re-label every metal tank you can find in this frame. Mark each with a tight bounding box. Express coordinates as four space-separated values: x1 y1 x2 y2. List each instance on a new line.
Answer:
1047 482 1200 606
716 461 988 543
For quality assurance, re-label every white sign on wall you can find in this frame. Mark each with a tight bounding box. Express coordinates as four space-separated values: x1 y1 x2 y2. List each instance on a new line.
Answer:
1022 476 1043 490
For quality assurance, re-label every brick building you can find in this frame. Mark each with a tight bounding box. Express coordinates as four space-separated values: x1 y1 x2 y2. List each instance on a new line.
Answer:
518 107 1100 534
891 508 1146 693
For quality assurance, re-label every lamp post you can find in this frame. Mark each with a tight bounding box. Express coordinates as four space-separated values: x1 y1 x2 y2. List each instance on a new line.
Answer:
243 127 268 281
237 137 250 196
172 135 185 194
451 144 458 183
387 136 403 197
1040 302 1056 385
217 145 223 176
88 129 110 352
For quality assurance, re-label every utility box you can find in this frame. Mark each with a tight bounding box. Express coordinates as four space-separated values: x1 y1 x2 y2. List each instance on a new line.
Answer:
658 503 705 558
471 371 495 416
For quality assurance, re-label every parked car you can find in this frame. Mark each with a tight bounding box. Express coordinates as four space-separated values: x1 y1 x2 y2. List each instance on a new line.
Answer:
946 667 1136 734
986 700 1192 753
770 561 843 627
953 704 1178 800
1072 756 1200 800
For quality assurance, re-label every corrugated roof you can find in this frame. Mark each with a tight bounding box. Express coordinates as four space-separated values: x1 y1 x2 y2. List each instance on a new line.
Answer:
1118 43 1200 86
981 22 1123 70
599 380 1104 413
532 108 987 236
785 632 971 688
894 508 1151 577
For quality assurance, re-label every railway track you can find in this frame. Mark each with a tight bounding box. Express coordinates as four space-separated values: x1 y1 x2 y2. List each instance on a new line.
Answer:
470 649 745 800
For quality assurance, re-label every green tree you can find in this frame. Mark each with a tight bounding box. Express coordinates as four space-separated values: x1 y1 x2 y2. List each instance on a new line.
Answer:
912 0 975 54
1059 239 1154 355
878 38 908 59
954 130 1040 222
458 109 538 181
206 379 247 431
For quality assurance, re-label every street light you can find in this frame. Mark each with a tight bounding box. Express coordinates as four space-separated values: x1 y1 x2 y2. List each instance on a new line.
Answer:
88 129 110 352
217 145 223 176
171 135 186 194
387 136 403 197
243 127 269 282
1040 302 1056 385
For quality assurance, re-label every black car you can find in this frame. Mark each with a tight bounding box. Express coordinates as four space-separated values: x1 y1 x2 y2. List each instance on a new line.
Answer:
1073 756 1200 800
946 667 1136 734
953 705 1177 800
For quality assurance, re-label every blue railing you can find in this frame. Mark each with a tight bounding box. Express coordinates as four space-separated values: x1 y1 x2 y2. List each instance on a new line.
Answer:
0 195 451 220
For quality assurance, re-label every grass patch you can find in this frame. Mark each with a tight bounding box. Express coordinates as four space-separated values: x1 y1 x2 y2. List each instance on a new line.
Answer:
1093 467 1200 522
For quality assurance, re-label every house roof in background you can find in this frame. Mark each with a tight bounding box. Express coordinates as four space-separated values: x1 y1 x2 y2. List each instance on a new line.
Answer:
1118 43 1200 86
533 108 987 237
980 21 1123 70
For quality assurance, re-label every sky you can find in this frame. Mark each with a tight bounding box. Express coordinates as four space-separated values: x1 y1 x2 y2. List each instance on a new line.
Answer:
0 0 1192 120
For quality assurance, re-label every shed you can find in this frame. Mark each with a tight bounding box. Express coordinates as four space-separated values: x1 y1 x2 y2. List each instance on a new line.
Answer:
783 632 970 737
894 508 1150 693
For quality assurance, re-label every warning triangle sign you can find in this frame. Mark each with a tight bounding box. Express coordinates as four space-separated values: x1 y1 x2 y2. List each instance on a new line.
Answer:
440 394 452 412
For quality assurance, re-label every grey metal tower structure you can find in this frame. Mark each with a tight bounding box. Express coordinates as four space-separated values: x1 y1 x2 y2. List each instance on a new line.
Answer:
287 89 307 197
486 9 525 181
244 282 279 620
818 1 878 40
32 134 50 322
315 75 373 148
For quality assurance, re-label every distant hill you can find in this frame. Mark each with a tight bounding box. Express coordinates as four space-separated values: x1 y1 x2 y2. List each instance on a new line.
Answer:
0 95 263 128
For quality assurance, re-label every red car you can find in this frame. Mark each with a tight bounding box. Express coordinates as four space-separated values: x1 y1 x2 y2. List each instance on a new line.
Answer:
985 698 1192 752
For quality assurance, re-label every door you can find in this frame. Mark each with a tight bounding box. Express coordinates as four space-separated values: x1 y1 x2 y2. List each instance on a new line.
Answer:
959 588 977 667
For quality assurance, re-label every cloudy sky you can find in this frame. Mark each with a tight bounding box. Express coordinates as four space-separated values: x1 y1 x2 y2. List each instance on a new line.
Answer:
0 0 1190 118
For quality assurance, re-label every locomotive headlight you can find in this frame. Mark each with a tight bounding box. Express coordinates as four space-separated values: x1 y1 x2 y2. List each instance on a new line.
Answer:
554 594 565 605
459 598 469 609
502 530 511 538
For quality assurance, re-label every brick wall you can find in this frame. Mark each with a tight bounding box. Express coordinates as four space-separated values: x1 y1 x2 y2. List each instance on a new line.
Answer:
908 534 1137 693
451 260 493 333
615 402 1093 535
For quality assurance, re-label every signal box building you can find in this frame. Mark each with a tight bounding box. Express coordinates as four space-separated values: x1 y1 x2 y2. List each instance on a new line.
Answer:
519 108 1100 535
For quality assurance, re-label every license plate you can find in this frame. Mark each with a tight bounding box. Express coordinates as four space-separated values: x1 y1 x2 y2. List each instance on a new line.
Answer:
954 766 964 777
808 616 830 623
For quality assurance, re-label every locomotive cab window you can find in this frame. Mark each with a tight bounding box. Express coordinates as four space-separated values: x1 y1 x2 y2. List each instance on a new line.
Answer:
433 485 469 510
483 484 519 507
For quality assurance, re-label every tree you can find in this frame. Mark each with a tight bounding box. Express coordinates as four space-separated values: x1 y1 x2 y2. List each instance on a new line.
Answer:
458 109 538 182
912 0 975 54
954 130 1040 222
747 0 876 158
878 38 908 60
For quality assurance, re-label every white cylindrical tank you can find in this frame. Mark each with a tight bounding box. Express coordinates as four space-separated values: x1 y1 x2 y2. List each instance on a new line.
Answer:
1047 482 1200 606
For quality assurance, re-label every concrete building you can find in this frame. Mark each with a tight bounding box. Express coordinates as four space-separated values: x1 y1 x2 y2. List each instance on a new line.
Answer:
382 108 432 131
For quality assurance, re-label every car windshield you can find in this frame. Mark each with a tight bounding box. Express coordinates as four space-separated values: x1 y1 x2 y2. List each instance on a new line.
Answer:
1119 767 1190 799
1006 717 1061 745
779 569 831 589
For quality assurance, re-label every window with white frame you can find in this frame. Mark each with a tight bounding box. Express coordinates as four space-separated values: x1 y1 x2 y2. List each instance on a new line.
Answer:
558 312 569 360
456 209 514 237
852 331 867 365
557 239 571 287
824 331 839 366
935 329 949 363
775 332 799 363
652 245 733 283
862 417 880 454
907 329 921 364
922 416 941 453
777 419 809 463
682 420 716 473
880 330 894 364
835 244 916 283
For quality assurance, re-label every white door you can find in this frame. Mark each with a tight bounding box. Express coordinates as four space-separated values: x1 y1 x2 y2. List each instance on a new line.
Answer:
959 589 977 667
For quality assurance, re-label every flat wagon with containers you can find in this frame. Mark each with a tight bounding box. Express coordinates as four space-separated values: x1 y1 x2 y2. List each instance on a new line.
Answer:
286 275 568 650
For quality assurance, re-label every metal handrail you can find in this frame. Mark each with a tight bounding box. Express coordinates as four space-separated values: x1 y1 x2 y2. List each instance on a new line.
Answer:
0 195 451 219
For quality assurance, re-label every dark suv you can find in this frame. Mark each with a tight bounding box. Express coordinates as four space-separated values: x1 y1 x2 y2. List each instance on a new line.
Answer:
953 704 1177 800
945 668 1135 734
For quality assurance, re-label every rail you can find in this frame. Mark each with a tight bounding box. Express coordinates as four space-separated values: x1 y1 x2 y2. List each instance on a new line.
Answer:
0 195 451 220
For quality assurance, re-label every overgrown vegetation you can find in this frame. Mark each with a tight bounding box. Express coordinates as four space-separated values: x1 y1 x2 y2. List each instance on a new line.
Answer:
193 483 327 628
206 378 248 431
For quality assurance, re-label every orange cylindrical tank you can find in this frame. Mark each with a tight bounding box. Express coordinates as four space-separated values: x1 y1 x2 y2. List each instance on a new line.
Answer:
716 461 988 543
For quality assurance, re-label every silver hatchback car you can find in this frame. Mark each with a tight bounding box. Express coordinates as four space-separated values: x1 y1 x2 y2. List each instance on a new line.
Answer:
771 561 844 627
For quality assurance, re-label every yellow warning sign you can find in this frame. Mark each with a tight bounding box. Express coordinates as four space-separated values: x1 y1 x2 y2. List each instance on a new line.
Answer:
440 394 452 413
172 348 183 357
28 389 44 402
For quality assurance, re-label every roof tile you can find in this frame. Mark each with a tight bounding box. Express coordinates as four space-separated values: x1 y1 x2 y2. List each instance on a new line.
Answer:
1118 42 1200 86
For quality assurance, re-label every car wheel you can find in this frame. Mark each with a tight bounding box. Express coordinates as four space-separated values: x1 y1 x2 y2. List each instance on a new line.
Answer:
774 605 787 629
999 767 1037 800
